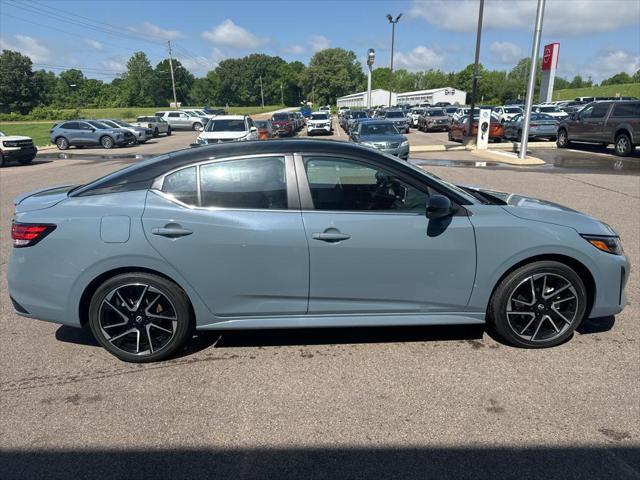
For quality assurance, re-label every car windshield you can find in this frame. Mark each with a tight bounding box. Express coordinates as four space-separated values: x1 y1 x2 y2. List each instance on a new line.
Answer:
351 111 367 118
505 107 522 113
204 119 246 132
114 120 133 128
100 120 118 128
360 123 399 135
411 109 425 114
444 107 457 113
385 111 404 118
272 114 289 121
253 120 269 128
539 106 558 112
427 109 445 116
0 132 5 137
311 113 329 120
88 121 109 129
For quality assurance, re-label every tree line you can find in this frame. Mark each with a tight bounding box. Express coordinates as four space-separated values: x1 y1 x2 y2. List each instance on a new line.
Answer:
1 47 638 114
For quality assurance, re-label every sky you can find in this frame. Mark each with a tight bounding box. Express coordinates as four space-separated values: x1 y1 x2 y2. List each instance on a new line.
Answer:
1 0 639 83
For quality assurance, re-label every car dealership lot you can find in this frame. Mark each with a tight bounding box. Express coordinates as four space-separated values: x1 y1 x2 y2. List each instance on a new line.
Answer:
0 152 638 478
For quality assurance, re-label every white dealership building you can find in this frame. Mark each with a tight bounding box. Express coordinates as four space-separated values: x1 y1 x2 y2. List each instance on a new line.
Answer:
337 87 466 108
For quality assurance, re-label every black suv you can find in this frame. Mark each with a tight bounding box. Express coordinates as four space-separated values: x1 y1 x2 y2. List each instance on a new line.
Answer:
557 101 639 156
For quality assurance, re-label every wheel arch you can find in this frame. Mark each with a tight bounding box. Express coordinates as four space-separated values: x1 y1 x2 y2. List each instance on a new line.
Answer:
614 126 633 144
78 266 195 326
487 253 596 318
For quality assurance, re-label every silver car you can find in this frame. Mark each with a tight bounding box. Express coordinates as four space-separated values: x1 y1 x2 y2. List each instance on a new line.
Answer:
98 119 152 144
350 119 409 160
504 113 559 141
155 111 208 131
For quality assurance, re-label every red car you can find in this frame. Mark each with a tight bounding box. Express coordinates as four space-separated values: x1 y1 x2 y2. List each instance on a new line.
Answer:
253 119 276 140
271 113 294 137
448 115 504 142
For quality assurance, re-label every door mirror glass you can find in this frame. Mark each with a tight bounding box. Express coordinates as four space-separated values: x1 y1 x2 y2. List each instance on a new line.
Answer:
426 194 453 220
250 126 257 132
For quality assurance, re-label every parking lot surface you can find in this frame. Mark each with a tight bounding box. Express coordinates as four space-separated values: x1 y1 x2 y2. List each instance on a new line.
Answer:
1 147 638 479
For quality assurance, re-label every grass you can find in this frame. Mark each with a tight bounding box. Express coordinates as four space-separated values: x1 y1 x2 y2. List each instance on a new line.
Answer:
0 123 54 147
553 83 640 101
55 105 287 121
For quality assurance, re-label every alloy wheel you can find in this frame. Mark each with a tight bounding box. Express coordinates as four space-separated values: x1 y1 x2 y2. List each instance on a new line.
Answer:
506 273 579 343
616 135 629 155
98 283 178 356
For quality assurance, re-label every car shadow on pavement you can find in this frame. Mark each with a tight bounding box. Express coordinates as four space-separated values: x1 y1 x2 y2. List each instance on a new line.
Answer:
576 315 616 334
1 446 639 480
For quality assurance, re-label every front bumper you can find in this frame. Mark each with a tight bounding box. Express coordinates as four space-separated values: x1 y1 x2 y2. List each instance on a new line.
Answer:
308 125 332 134
2 146 37 161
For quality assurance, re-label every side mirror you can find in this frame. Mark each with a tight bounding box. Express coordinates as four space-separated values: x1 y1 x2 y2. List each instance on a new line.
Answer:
426 194 453 220
250 126 257 132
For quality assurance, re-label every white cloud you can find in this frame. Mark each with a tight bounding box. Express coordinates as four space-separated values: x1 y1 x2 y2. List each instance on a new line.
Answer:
409 0 640 35
101 57 127 73
178 48 226 74
284 44 305 54
585 50 640 82
309 35 331 52
85 39 103 51
202 19 268 49
489 41 523 64
394 45 445 71
0 34 51 63
132 22 184 41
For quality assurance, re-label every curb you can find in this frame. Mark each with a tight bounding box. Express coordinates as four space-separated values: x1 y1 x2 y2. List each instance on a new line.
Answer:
410 141 556 153
470 149 546 166
36 152 151 160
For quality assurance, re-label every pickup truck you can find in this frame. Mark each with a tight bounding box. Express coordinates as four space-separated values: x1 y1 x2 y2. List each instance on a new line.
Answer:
131 116 172 137
0 131 37 166
557 100 639 156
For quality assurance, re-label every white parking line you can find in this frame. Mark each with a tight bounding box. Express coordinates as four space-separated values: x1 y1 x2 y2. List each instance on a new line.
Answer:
565 148 619 158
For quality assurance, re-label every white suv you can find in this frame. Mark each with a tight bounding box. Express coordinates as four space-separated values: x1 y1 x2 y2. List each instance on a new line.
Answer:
532 105 569 119
155 110 209 131
307 112 333 135
0 131 37 166
196 115 258 144
493 106 524 123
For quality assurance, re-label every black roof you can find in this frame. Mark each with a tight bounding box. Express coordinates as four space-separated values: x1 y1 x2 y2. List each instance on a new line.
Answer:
72 139 389 197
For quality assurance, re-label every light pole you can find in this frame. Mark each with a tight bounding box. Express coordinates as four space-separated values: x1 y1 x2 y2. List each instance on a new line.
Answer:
466 0 484 138
366 48 375 109
386 13 402 107
519 0 546 159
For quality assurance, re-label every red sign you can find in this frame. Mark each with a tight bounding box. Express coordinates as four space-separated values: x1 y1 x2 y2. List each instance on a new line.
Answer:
542 43 560 71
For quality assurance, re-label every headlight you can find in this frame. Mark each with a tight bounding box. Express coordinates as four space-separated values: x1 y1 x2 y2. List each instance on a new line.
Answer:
400 140 409 147
582 235 623 255
197 137 207 144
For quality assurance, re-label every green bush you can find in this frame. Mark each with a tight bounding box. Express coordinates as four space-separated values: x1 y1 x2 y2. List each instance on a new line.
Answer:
28 106 63 120
0 112 25 121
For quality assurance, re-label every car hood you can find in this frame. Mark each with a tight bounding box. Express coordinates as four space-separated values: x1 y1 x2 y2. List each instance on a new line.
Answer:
1 135 32 142
14 185 76 213
462 185 617 236
198 131 248 140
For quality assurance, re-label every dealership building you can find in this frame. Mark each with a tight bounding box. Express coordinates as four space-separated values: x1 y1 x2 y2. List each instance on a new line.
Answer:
336 87 466 108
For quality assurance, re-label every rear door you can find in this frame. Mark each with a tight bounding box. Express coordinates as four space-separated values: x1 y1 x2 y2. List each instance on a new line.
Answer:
142 154 309 317
581 103 610 142
296 154 476 314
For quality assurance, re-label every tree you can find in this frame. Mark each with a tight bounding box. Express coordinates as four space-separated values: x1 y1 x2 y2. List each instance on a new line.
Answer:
633 69 640 83
119 52 156 106
155 58 194 105
189 70 220 106
601 72 632 86
301 48 365 106
32 69 57 106
0 49 37 113
276 60 305 106
52 69 86 108
371 67 391 91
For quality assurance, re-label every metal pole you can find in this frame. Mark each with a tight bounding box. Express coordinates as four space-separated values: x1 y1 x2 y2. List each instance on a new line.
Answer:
167 40 178 109
367 66 372 109
519 0 546 159
389 22 395 106
280 82 284 106
259 76 265 108
467 0 484 137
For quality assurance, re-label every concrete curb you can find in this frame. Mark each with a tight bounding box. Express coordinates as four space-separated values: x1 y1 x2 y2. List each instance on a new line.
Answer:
410 141 556 153
470 149 546 166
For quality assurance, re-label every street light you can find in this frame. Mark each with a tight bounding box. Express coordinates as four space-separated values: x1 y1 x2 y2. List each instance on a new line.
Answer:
386 13 402 107
366 48 375 109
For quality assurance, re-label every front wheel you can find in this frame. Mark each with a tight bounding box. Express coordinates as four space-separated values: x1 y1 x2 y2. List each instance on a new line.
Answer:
88 273 194 362
614 132 634 157
557 129 570 148
193 122 203 132
56 137 69 150
100 136 114 149
166 127 172 136
488 261 587 348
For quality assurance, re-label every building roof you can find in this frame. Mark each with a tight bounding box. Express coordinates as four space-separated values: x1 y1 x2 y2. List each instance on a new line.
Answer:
337 89 393 100
396 87 464 96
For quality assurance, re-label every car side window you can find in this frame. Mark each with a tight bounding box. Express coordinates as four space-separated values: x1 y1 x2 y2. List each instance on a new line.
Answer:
579 105 594 118
79 122 92 130
303 156 428 213
590 104 610 119
611 103 640 117
161 166 198 206
200 157 287 209
60 122 78 130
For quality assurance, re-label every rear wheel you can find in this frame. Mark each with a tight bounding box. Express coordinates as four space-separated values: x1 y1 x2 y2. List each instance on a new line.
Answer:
488 261 587 348
100 136 114 149
614 132 634 157
56 137 69 150
193 122 203 132
88 273 193 362
557 128 570 148
166 127 172 136
153 128 159 138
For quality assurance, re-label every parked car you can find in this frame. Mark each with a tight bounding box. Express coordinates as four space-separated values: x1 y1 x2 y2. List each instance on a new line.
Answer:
350 119 409 160
0 131 37 166
503 113 558 141
443 106 459 119
493 106 524 124
50 120 135 150
155 111 208 131
181 109 215 120
557 100 640 156
202 107 226 116
319 106 331 115
417 108 450 132
132 116 171 137
253 119 277 139
271 112 295 137
448 115 504 142
381 110 410 133
452 107 472 122
98 119 152 144
307 111 333 136
8 139 629 362
195 115 258 144
532 105 568 120
409 108 426 128
346 110 368 133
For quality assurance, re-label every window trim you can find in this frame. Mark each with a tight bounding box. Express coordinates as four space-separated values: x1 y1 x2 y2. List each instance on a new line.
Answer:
152 153 299 212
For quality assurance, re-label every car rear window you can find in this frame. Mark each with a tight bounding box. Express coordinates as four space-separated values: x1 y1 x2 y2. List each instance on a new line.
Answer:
611 103 640 117
385 111 405 118
272 114 289 121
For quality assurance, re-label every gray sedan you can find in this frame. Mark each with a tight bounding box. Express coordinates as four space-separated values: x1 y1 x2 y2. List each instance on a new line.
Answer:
350 120 409 160
504 113 559 141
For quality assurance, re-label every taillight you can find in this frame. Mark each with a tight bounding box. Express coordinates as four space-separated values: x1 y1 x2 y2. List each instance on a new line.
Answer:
11 222 56 248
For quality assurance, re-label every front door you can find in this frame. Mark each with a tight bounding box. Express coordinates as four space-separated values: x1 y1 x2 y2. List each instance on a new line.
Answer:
142 154 309 317
298 155 476 314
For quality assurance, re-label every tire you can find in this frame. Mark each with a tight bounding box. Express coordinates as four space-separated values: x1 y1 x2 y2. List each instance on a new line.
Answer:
55 137 69 150
153 128 159 138
0 152 5 167
517 129 523 142
100 136 114 149
166 127 172 136
614 132 634 157
447 131 453 141
488 260 587 348
17 157 33 165
193 122 203 132
557 128 570 148
88 273 194 363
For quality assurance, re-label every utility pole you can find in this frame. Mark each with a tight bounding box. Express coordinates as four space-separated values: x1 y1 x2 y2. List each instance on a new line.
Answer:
519 0 546 159
259 75 265 108
386 13 402 107
280 82 284 106
167 40 178 109
366 49 375 109
467 0 484 137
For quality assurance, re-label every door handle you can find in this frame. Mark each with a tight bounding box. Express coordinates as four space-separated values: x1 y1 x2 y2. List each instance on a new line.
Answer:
312 232 351 242
151 226 193 238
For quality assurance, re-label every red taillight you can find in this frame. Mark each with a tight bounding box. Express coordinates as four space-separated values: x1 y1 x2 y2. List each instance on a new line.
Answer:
11 222 56 248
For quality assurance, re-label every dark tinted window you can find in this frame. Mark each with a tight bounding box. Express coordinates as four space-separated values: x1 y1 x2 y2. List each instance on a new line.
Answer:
304 157 427 212
612 103 640 117
385 111 405 118
352 111 368 118
589 104 610 119
200 157 287 209
272 113 289 121
168 112 181 118
162 166 198 205
60 122 79 130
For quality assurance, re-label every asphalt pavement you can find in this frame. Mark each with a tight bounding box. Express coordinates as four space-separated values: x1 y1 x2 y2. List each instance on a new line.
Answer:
1 123 639 480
